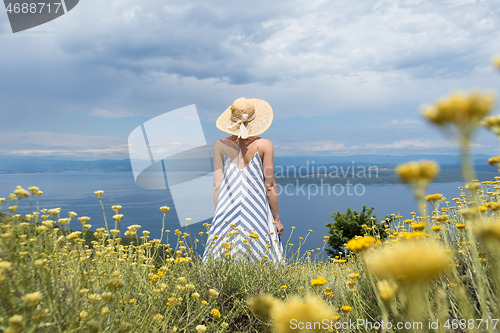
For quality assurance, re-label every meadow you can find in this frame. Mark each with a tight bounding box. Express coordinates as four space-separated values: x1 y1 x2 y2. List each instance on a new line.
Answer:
1 58 500 332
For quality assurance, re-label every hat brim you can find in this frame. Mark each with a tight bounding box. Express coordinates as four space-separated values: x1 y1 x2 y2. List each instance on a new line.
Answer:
216 98 273 137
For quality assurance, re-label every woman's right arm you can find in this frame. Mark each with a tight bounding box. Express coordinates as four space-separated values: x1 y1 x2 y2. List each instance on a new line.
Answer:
213 140 224 210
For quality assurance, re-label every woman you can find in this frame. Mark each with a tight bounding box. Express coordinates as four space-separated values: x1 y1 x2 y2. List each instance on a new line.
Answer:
202 97 284 263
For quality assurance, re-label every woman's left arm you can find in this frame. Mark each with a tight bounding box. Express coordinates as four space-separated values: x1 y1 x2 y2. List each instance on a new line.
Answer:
261 139 284 236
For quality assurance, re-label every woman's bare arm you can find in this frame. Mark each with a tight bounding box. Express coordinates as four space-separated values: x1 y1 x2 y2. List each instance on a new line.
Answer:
213 140 224 209
261 139 284 236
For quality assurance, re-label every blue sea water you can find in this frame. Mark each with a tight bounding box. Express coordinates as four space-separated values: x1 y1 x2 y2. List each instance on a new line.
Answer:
0 171 464 257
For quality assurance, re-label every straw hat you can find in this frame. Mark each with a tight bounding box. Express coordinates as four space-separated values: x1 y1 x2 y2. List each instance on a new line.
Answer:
216 97 273 139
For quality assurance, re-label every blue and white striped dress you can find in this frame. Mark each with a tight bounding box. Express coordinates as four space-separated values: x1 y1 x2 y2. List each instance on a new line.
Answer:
202 139 284 263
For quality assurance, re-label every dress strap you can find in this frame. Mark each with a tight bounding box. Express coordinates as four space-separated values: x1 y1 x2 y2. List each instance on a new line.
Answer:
222 140 227 155
256 138 261 153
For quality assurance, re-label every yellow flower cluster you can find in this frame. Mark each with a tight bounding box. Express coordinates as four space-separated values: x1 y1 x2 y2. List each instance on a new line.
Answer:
345 236 375 252
475 220 500 242
248 294 338 333
210 308 221 318
377 279 398 301
310 276 327 287
422 90 495 127
365 240 451 283
488 156 500 167
340 305 352 313
396 160 440 185
399 231 428 240
22 291 43 305
410 222 425 231
425 193 443 202
13 186 30 198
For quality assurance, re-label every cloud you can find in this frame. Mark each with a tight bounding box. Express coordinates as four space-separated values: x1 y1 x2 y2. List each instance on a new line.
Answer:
273 138 487 156
24 0 499 85
275 140 346 154
1 0 499 158
0 131 128 158
362 139 456 150
89 107 137 118
6 146 128 159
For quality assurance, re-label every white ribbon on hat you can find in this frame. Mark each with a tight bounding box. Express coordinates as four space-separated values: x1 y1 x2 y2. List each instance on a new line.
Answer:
227 112 256 139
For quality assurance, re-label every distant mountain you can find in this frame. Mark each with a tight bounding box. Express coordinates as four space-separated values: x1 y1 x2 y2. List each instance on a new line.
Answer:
0 153 495 174
0 156 132 173
274 154 492 167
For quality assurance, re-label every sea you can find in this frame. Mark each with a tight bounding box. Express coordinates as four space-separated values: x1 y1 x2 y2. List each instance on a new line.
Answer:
0 171 465 259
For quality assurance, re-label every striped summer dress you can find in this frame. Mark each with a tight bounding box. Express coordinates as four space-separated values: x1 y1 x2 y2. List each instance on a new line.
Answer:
202 139 284 263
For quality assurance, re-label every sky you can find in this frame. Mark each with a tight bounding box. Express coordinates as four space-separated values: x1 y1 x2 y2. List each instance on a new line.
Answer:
1 0 500 160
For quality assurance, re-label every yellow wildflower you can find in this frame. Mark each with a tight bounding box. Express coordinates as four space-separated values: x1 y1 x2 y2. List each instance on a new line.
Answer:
345 236 375 252
8 314 23 328
251 294 338 333
422 90 495 127
14 186 30 198
196 325 207 333
153 314 163 322
425 193 443 202
78 216 90 224
66 231 81 241
310 276 327 287
127 224 141 231
340 305 352 313
410 222 425 231
475 221 500 242
482 115 500 135
211 308 221 318
209 288 219 298
22 292 43 305
365 240 451 283
0 261 12 271
489 156 500 167
395 160 440 185
247 294 278 321
107 278 125 290
377 279 398 301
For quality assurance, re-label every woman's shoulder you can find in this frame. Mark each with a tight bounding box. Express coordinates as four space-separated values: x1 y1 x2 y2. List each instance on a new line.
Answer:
257 137 273 148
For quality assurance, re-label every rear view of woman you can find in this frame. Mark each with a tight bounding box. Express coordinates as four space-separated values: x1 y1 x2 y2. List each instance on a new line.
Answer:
202 97 284 263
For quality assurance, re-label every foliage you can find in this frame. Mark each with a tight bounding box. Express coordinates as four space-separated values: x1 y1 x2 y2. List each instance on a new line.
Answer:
324 205 388 257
